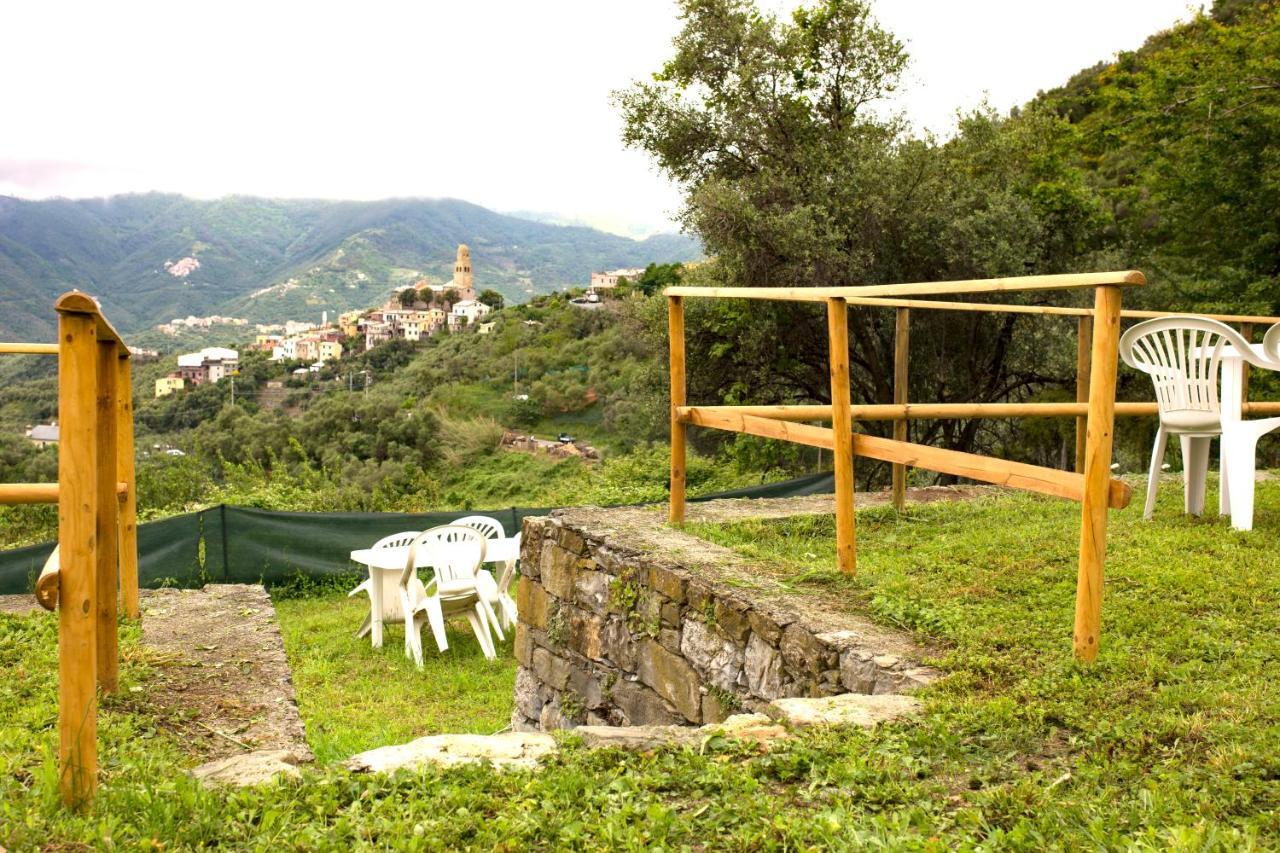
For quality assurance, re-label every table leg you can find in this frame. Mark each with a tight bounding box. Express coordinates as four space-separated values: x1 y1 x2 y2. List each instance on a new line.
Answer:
369 567 384 649
1219 359 1244 518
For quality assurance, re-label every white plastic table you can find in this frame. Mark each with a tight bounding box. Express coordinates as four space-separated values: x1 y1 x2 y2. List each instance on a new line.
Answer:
350 537 520 648
1215 342 1276 522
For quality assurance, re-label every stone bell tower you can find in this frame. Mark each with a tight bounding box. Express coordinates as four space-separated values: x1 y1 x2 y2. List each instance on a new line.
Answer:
452 244 475 300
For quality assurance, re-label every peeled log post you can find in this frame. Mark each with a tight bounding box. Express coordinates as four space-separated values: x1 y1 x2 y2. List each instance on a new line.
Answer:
827 298 856 574
892 308 910 510
95 340 119 695
668 296 687 525
1073 286 1122 662
116 356 140 619
57 310 99 809
1075 317 1092 474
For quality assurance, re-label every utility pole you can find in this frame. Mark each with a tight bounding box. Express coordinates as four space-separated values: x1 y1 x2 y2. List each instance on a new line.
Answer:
513 351 519 397
229 377 235 407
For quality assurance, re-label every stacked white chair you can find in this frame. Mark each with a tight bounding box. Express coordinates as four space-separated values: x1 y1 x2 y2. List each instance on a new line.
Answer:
454 514 520 632
401 525 501 665
1120 316 1280 529
349 530 420 647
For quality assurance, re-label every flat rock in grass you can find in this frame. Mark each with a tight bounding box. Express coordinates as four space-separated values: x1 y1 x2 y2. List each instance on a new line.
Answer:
190 749 302 787
767 693 922 728
347 732 557 773
575 713 788 751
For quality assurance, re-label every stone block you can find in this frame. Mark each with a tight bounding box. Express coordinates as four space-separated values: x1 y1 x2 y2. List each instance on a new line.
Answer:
532 647 571 691
574 570 611 614
680 619 744 692
767 693 922 729
660 601 681 628
516 577 549 630
347 732 556 772
541 543 578 601
781 623 835 677
713 599 751 643
514 624 535 667
658 627 682 655
568 609 604 660
748 610 784 646
600 617 638 672
637 639 702 722
556 526 588 556
190 749 302 787
646 564 686 602
744 633 784 700
612 679 684 727
839 651 877 694
686 579 714 613
513 666 546 722
567 667 606 710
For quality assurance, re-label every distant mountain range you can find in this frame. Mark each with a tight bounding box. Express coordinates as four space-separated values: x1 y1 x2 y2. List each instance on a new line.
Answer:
0 193 702 339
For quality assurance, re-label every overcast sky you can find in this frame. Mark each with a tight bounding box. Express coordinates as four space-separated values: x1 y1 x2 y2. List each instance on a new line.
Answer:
1 0 1196 236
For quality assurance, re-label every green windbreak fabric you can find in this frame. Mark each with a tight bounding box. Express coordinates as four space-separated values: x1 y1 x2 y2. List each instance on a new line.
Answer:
0 471 835 594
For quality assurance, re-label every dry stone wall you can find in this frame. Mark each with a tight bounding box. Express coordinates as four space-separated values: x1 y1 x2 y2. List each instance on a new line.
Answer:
512 504 939 731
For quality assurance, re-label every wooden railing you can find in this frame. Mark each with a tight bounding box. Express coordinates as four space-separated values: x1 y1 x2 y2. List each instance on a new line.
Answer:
665 270 1280 662
0 291 139 808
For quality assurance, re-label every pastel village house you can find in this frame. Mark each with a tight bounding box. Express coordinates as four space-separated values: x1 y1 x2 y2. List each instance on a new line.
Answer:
155 347 240 397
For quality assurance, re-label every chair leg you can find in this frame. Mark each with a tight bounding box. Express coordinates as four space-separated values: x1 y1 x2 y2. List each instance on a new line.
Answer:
425 597 448 653
467 607 496 660
1219 441 1231 517
479 596 505 642
1223 427 1260 532
356 613 372 640
1180 435 1211 516
1144 427 1168 520
499 593 517 630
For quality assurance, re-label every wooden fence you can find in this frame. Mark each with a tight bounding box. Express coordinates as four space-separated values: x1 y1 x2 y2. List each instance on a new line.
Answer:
1 291 138 808
664 271 1280 661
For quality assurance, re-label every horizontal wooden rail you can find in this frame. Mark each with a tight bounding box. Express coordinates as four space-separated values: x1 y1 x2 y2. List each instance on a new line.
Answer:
0 342 59 355
0 482 129 505
680 401 1280 422
681 407 1130 509
665 270 1145 302
55 292 129 353
36 547 60 611
832 295 1280 326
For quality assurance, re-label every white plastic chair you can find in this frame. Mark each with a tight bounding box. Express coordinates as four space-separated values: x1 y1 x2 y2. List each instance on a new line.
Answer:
401 525 500 666
454 514 520 631
1120 316 1280 528
349 530 420 644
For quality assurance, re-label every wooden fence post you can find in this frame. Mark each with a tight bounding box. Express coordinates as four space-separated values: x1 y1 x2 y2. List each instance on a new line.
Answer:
892 307 910 509
95 340 119 695
668 295 687 525
827 298 856 574
1073 286 1122 661
1074 316 1093 474
116 355 139 619
57 309 99 808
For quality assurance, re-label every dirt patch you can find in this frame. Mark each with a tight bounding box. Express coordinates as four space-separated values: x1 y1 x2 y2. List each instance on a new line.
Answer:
136 584 312 764
0 596 42 616
680 484 995 524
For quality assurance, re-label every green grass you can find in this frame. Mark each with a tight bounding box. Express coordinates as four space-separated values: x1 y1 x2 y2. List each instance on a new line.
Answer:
274 591 516 763
4 479 1280 847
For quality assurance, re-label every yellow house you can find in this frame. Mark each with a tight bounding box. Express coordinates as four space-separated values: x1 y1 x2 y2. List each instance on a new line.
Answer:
155 375 185 398
318 340 343 362
338 310 363 337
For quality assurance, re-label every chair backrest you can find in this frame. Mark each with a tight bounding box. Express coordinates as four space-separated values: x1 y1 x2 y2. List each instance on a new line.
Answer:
401 525 487 588
1264 322 1280 364
371 530 421 551
1120 316 1259 419
453 515 505 540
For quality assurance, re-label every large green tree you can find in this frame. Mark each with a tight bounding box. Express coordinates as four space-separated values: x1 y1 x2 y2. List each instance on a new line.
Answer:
617 0 1111 476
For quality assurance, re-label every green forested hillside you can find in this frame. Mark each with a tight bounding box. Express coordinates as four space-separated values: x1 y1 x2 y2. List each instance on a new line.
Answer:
0 194 701 339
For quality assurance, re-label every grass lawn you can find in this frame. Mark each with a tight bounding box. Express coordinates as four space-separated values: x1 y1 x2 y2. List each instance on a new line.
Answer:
274 590 516 763
3 478 1280 847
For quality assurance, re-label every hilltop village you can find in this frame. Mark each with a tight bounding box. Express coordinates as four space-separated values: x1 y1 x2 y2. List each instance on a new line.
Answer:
143 244 644 400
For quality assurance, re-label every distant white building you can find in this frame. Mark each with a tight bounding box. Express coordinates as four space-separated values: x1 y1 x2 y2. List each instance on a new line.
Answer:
448 299 492 330
26 423 59 447
590 268 646 291
176 347 239 385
